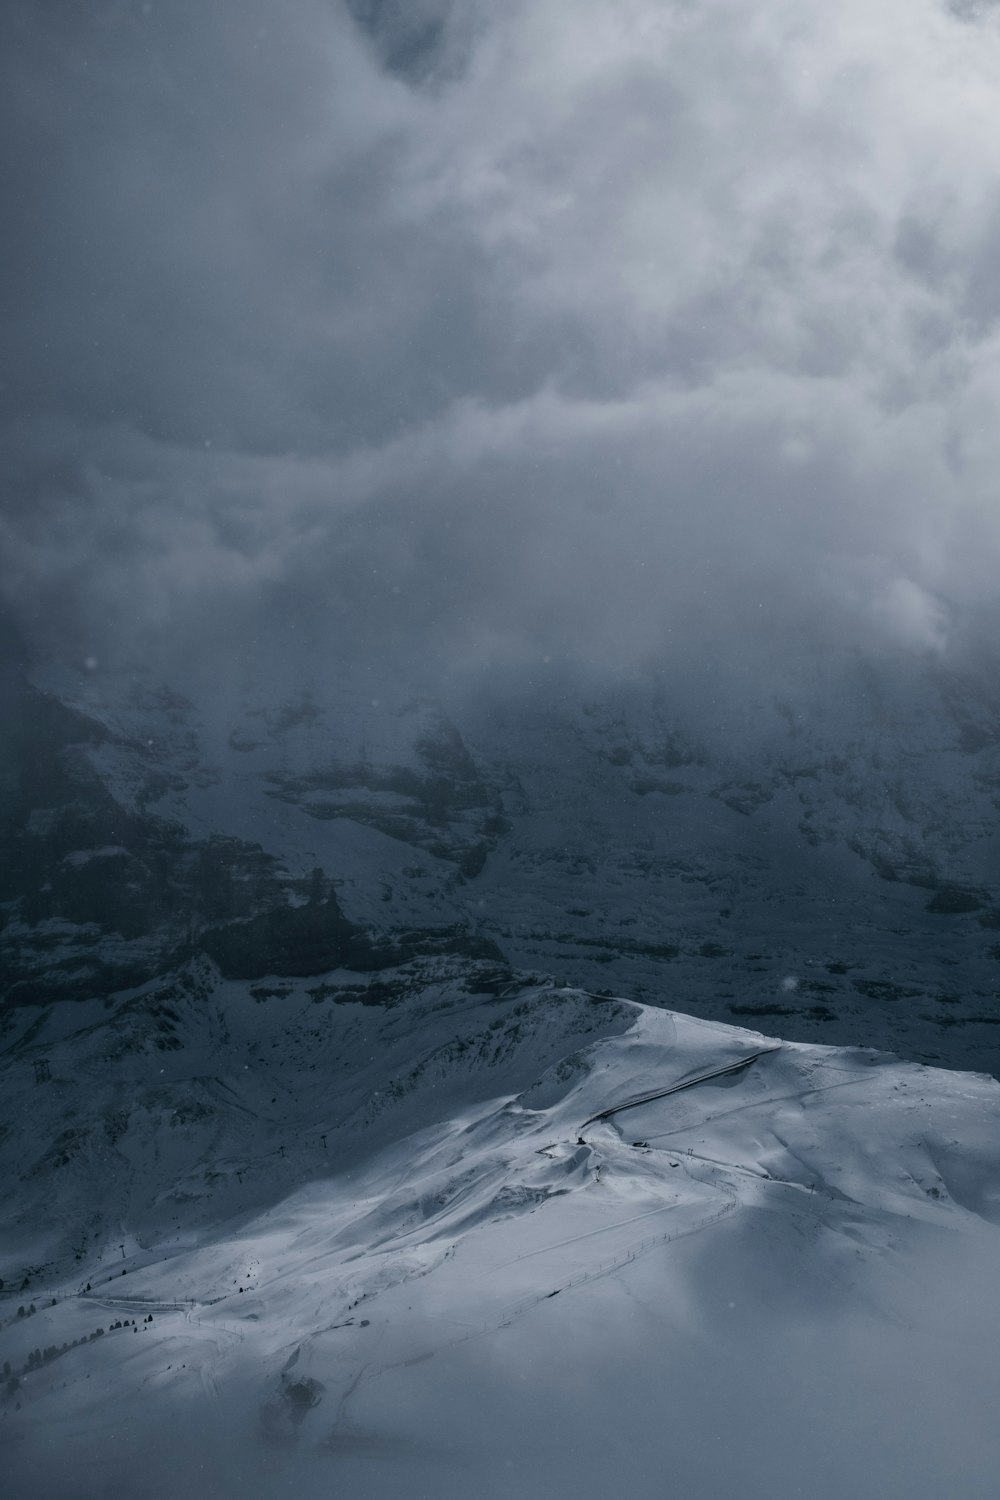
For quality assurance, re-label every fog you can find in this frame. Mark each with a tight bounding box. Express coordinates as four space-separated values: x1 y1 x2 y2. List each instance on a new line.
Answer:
3 0 1000 691
7 1215 1000 1500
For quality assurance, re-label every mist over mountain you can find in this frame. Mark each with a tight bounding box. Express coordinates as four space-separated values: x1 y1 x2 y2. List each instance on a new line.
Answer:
3 0 1000 689
3 3 1000 1497
4 633 1000 1076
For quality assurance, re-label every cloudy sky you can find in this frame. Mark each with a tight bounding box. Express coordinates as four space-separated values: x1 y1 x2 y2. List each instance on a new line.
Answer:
2 0 1000 688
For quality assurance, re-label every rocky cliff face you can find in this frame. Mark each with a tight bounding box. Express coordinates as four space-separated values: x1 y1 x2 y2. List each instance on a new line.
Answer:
2 638 999 1075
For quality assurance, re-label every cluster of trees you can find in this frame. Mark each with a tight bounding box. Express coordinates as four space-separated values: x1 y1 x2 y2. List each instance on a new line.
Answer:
14 1325 109 1373
0 1270 42 1294
2 1314 147 1400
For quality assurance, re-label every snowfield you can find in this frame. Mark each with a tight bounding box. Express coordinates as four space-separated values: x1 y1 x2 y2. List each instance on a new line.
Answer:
3 982 1000 1499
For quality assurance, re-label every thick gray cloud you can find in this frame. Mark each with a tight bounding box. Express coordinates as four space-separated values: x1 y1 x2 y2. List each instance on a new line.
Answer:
3 0 1000 684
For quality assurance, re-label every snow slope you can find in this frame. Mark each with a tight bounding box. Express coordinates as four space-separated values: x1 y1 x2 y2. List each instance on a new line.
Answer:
3 982 1000 1499
4 636 1000 1495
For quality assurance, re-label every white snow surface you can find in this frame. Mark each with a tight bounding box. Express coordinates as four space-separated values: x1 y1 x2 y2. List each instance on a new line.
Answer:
3 982 1000 1499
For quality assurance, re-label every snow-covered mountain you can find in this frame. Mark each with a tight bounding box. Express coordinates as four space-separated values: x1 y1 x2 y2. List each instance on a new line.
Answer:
4 638 999 1073
3 635 1000 1495
2 981 1000 1499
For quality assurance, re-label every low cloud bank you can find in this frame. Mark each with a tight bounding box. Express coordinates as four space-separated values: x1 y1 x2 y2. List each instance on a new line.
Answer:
6 1218 1000 1500
3 1 1000 689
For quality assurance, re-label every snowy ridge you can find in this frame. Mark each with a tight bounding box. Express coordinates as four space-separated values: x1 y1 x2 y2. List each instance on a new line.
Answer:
3 981 1000 1498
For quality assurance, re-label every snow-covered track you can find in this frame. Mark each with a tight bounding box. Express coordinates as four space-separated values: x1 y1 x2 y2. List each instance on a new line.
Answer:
579 1046 781 1129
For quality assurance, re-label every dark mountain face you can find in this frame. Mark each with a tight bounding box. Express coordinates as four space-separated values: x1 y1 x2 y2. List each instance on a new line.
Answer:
0 664 510 1006
2 638 999 1075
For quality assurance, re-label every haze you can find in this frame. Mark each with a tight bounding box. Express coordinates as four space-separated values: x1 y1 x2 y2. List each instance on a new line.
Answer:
2 0 999 689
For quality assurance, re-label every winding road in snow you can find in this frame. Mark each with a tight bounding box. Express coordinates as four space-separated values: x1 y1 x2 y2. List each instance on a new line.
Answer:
578 1046 782 1131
